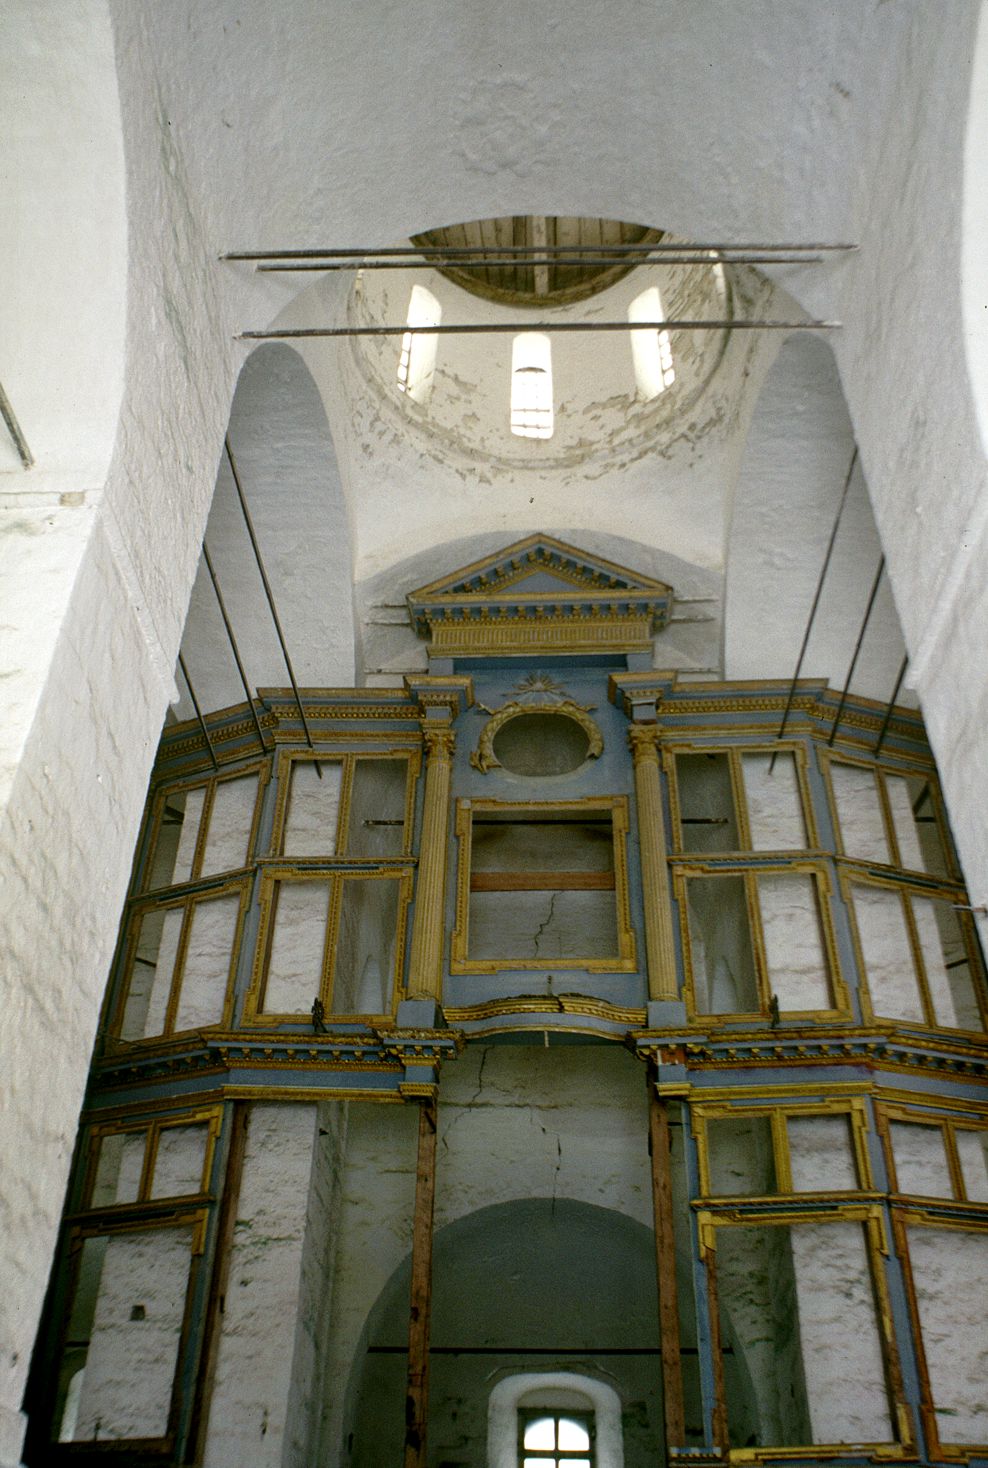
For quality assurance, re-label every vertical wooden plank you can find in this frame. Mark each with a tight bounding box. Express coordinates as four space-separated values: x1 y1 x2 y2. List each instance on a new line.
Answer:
404 1095 438 1468
648 1068 686 1449
186 1103 249 1461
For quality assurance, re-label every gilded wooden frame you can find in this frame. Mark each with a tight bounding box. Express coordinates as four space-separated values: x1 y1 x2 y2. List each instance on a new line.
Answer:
449 796 637 973
140 757 269 894
271 745 421 860
819 748 958 884
692 1096 872 1199
891 1206 988 1461
697 1202 911 1461
673 858 849 1023
664 739 819 857
109 877 250 1041
875 1101 988 1206
82 1105 223 1211
45 1207 209 1457
244 864 414 1023
841 869 988 1035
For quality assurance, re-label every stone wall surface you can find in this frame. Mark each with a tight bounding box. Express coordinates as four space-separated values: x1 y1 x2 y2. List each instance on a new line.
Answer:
203 1104 323 1468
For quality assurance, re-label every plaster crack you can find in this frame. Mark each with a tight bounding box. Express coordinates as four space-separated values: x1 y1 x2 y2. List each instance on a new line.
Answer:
531 891 559 957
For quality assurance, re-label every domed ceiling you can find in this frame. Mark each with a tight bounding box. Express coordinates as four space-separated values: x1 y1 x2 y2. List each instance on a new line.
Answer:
346 215 735 470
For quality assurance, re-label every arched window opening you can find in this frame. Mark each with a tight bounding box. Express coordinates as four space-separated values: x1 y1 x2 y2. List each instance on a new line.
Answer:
628 286 675 400
521 1408 595 1466
489 1373 624 1468
397 284 441 403
511 332 554 439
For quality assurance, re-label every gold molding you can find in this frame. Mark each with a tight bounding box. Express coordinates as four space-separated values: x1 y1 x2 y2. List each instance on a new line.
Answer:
449 796 637 973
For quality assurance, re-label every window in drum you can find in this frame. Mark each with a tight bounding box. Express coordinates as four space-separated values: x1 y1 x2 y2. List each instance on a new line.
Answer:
681 866 839 1017
250 869 411 1020
452 800 634 971
848 878 985 1032
114 884 244 1040
628 285 675 400
829 758 952 878
708 1215 898 1450
397 284 441 403
520 1411 594 1467
142 770 262 891
511 333 554 439
673 748 808 854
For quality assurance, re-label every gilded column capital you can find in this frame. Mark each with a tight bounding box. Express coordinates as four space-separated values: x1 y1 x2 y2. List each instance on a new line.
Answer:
627 723 663 762
422 725 456 761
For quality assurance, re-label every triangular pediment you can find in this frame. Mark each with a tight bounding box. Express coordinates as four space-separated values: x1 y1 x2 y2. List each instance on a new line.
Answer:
410 534 669 601
407 535 673 657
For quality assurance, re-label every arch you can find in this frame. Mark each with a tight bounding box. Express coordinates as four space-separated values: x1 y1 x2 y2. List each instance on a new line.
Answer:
174 343 356 715
724 334 908 701
339 1198 665 1468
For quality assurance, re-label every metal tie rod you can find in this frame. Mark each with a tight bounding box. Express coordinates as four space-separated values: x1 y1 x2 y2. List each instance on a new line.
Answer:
770 445 858 770
874 655 910 758
225 436 322 775
225 242 857 261
202 539 269 755
256 254 829 273
827 555 885 746
177 652 219 772
240 319 839 342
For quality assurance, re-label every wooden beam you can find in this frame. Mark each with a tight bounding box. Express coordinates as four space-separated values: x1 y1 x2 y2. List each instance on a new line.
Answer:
469 870 615 891
404 1096 438 1468
648 1070 686 1449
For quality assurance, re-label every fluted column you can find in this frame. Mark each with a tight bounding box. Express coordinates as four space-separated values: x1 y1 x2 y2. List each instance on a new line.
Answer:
628 723 678 1001
406 722 456 1002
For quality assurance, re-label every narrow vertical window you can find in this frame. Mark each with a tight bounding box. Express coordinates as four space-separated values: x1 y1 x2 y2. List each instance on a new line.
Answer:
628 286 675 400
397 285 441 403
510 333 554 439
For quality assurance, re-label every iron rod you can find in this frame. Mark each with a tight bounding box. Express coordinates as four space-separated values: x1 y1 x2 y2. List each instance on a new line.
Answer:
240 319 838 341
225 436 321 775
827 554 885 746
225 242 857 261
771 446 858 769
0 379 34 469
874 654 910 757
177 652 220 771
201 539 269 755
257 253 823 273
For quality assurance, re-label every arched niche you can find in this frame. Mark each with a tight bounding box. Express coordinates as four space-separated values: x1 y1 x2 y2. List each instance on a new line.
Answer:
724 334 909 702
339 1198 667 1468
174 343 356 716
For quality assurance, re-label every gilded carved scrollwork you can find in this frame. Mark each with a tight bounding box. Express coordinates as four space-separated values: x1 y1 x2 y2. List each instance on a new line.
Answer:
470 700 603 773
